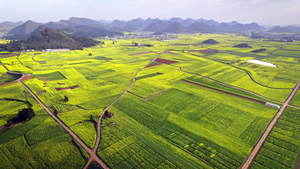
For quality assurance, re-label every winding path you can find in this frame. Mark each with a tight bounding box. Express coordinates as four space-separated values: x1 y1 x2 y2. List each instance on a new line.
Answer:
83 53 161 168
239 80 300 169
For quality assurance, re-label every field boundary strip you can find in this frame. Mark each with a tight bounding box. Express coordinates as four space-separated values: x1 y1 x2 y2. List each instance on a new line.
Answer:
181 79 265 105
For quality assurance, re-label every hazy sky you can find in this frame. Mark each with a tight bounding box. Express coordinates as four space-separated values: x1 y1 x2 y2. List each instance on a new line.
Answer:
0 0 299 25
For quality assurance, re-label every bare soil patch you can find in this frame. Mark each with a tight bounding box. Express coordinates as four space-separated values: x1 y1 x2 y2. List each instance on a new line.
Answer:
21 75 33 81
0 74 31 86
153 58 178 65
0 81 18 87
294 152 300 169
37 91 47 95
145 63 163 68
56 85 80 91
181 80 265 105
188 49 215 53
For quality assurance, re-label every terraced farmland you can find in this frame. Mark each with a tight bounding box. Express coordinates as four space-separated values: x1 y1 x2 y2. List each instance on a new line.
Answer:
1 34 300 168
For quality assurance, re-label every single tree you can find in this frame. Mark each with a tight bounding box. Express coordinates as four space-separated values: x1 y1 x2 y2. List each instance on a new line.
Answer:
90 115 96 122
64 95 69 102
89 53 92 56
104 110 109 117
54 109 58 116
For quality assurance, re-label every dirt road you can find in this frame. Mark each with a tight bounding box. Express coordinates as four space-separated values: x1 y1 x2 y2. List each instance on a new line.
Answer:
0 63 109 169
93 53 160 151
239 80 300 169
0 62 9 71
82 53 160 168
18 79 109 168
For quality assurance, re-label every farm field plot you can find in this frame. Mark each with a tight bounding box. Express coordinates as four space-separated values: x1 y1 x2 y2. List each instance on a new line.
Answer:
98 117 181 169
107 81 277 168
272 49 300 58
290 91 300 107
0 83 87 168
1 33 300 168
158 47 293 102
252 107 300 169
0 83 30 126
0 73 18 84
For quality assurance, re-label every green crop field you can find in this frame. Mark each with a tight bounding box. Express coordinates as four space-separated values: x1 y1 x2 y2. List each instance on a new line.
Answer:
252 107 300 168
0 83 87 168
1 33 300 168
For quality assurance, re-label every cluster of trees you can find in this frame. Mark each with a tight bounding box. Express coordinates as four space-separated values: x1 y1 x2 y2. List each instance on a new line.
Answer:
8 108 35 124
104 110 113 118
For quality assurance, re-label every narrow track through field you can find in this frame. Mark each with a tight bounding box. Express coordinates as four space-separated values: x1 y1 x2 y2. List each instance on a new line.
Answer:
0 62 109 169
239 80 300 169
83 53 161 168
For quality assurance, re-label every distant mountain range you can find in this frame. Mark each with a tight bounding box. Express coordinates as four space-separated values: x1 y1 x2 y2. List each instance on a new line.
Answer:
1 17 300 40
0 27 100 52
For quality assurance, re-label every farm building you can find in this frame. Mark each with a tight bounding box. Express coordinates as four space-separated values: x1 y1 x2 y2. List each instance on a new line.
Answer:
42 49 70 52
265 102 280 109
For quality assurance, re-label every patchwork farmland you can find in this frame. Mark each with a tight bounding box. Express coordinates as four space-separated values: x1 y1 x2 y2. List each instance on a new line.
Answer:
1 34 300 168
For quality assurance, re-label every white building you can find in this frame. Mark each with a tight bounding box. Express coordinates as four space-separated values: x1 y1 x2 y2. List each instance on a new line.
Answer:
265 102 280 109
42 49 70 52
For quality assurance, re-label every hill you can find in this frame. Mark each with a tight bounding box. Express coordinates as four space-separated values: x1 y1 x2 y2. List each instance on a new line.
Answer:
144 20 172 32
202 39 220 44
0 27 100 52
186 22 215 33
108 18 266 33
8 20 41 35
268 26 292 33
233 43 253 48
68 17 107 27
45 17 108 29
6 20 42 40
162 22 185 33
3 18 122 40
59 25 123 38
0 21 23 32
1 17 270 38
45 17 122 38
